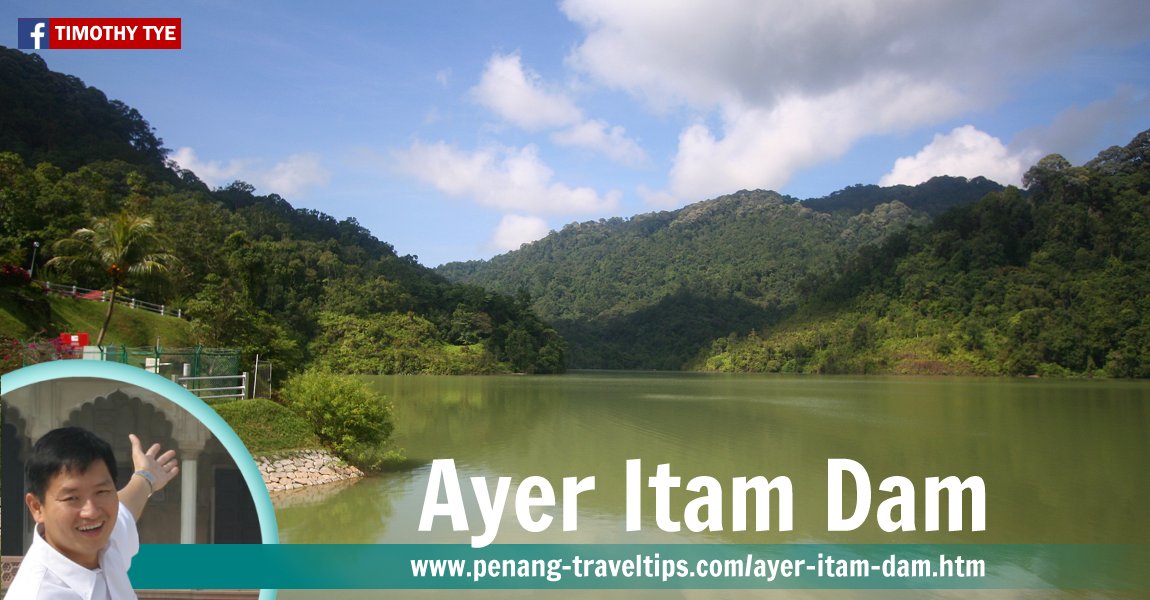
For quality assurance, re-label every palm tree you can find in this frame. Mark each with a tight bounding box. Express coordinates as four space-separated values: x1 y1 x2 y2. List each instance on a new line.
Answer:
47 211 178 345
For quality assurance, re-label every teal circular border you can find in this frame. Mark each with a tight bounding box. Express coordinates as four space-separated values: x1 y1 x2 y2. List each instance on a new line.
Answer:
2 361 278 600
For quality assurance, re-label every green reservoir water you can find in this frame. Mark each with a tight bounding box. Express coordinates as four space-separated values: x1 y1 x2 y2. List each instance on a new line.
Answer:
274 373 1149 598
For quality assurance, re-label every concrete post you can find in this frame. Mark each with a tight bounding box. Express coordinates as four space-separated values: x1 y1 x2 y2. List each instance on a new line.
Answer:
180 453 198 544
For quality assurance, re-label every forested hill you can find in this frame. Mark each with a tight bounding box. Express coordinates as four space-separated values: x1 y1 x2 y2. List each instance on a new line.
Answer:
0 49 169 177
437 178 1001 369
698 130 1150 377
0 46 564 375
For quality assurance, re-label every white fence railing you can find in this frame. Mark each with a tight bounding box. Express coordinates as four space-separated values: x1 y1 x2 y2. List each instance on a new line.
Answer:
174 373 249 401
39 281 187 319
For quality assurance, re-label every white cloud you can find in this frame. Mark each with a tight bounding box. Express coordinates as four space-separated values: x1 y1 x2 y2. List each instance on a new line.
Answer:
470 52 647 165
663 75 964 204
171 147 329 196
880 126 1039 187
551 119 648 166
471 52 582 131
435 68 452 87
261 154 330 196
560 0 1150 205
563 0 1149 110
491 215 552 251
392 140 621 215
170 147 245 185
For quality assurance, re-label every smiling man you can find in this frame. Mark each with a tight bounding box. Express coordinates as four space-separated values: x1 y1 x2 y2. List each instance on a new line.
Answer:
7 427 180 599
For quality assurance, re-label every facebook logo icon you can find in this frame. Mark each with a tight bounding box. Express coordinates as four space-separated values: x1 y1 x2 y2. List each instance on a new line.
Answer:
18 18 51 50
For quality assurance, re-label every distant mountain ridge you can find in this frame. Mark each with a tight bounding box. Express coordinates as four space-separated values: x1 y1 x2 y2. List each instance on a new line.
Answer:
698 130 1150 377
438 177 1002 368
802 175 1003 216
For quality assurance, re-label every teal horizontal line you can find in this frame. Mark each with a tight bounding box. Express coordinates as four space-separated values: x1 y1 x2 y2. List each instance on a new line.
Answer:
130 543 1149 590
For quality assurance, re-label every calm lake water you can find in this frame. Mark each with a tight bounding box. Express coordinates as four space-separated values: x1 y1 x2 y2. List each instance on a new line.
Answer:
274 372 1149 598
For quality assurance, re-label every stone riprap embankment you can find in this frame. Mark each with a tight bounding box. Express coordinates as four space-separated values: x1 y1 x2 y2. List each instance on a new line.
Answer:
257 450 363 492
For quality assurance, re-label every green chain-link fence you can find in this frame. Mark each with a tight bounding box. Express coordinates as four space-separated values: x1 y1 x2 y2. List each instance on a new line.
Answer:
97 346 240 378
8 343 244 398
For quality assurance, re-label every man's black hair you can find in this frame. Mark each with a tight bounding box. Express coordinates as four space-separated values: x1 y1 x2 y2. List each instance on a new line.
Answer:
25 426 118 500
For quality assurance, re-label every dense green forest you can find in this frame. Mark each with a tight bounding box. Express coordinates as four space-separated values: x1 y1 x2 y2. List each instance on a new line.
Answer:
696 134 1150 377
442 129 1150 376
439 178 1002 369
0 47 564 375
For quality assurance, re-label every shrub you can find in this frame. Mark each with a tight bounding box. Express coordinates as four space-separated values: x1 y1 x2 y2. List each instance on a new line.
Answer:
0 335 24 374
281 369 395 470
0 264 31 287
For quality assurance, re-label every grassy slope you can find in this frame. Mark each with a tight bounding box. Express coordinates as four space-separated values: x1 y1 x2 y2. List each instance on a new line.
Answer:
211 398 320 455
0 298 31 338
1 293 195 347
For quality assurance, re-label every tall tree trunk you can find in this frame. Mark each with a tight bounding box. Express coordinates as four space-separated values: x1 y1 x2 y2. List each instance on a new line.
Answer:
96 288 117 346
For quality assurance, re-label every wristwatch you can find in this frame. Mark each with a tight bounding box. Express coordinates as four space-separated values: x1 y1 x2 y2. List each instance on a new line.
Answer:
133 469 156 496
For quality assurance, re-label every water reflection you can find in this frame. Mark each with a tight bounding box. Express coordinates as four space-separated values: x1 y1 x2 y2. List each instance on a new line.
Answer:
275 474 400 544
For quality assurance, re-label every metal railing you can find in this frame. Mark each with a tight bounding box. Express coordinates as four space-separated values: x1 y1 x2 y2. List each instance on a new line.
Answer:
38 281 187 319
174 372 249 401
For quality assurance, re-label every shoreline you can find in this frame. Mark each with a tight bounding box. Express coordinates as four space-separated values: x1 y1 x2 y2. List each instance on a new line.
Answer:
255 449 364 493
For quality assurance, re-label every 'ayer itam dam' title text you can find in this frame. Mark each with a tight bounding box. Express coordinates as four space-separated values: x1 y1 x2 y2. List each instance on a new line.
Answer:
419 458 986 548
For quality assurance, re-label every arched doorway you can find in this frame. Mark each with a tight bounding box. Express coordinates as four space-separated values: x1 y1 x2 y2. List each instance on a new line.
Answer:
64 389 183 544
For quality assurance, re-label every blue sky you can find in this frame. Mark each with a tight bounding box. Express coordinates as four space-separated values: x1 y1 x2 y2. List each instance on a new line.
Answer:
7 1 1150 267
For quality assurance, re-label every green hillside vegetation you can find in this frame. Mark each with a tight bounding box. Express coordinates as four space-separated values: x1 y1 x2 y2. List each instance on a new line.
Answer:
440 131 1150 377
1 293 194 348
0 46 563 375
439 180 1001 369
698 131 1150 377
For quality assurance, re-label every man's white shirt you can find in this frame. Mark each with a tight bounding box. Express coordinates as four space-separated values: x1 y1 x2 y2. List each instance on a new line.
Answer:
7 503 139 600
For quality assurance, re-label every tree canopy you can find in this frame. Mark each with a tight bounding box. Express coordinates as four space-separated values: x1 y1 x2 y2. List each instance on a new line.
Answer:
46 211 177 344
697 131 1150 377
439 179 1001 369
